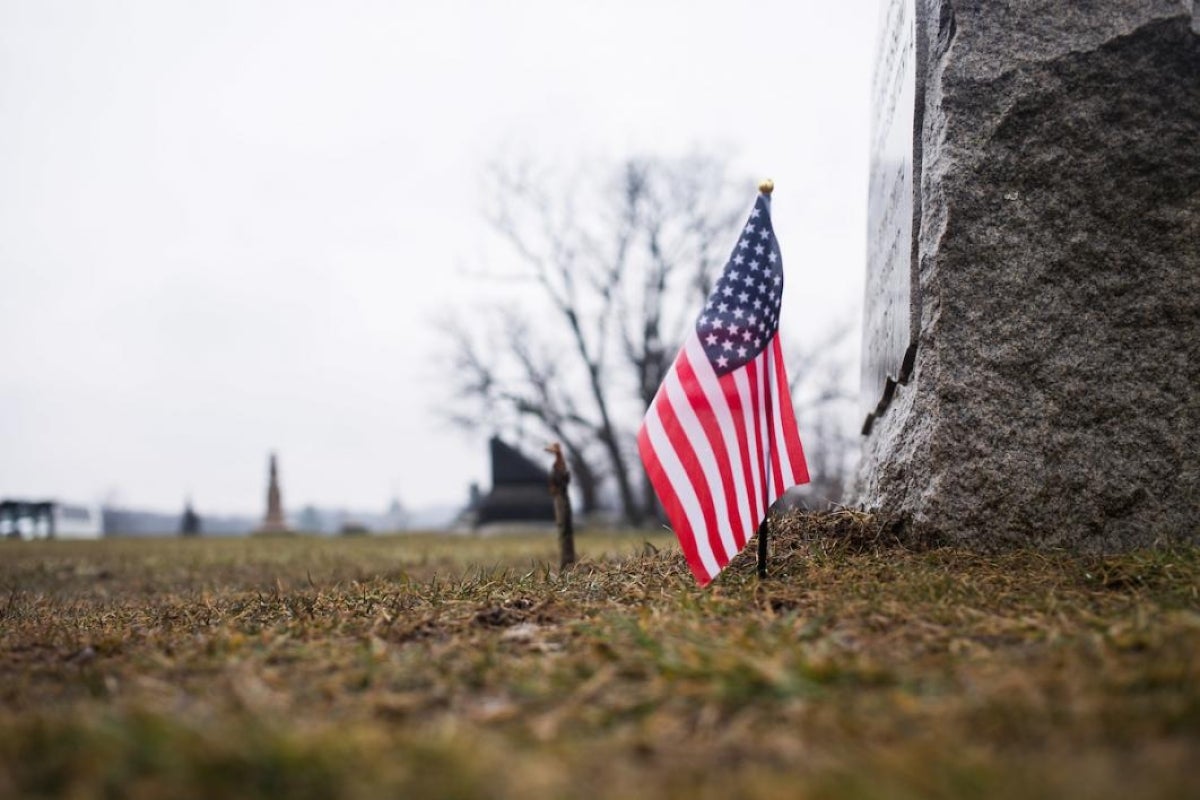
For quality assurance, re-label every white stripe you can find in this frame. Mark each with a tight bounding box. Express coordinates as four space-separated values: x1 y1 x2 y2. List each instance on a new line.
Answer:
643 400 720 581
732 367 765 522
662 364 738 562
756 350 774 503
683 335 755 540
768 339 795 489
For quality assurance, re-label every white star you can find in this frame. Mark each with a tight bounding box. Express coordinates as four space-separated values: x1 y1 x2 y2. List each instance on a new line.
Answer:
712 319 724 330
728 324 740 336
732 307 745 319
737 239 749 250
717 355 729 368
744 223 756 235
721 340 733 351
722 286 733 297
737 346 748 357
748 314 758 325
773 276 782 285
768 252 778 263
749 260 760 272
738 292 749 303
754 244 765 256
753 299 762 310
742 331 752 342
754 338 762 347
758 228 770 239
733 254 745 265
698 315 708 326
749 207 761 218
705 333 718 346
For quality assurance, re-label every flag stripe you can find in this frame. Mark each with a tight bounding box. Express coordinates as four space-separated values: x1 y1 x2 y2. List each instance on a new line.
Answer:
656 378 728 569
772 340 809 484
768 339 794 491
753 356 776 502
682 335 756 546
732 367 765 523
637 426 711 584
675 353 748 551
662 363 738 563
639 403 719 582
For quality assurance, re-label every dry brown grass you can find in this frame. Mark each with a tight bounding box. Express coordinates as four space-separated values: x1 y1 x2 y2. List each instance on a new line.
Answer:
1 515 1197 799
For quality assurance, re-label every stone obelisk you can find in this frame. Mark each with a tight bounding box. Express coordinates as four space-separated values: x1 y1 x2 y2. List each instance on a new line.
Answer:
256 452 291 534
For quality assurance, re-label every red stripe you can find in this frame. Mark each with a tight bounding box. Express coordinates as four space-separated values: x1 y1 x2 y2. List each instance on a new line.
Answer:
657 386 726 572
720 369 763 529
766 344 787 499
637 425 711 585
678 351 748 551
772 338 810 485
744 356 768 510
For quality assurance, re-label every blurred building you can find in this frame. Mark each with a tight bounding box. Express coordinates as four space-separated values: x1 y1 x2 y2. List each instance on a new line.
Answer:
0 499 103 539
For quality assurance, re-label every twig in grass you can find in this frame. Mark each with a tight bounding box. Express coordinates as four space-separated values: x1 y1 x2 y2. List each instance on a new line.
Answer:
545 443 576 570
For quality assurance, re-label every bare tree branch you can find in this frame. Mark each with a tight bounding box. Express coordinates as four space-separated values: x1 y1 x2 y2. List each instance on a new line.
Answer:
445 153 758 524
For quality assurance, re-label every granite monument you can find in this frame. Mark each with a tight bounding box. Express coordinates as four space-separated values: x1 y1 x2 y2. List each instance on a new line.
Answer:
856 0 1200 550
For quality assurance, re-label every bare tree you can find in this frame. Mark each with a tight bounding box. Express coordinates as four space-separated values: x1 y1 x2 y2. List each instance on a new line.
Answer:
443 153 746 525
608 157 745 517
786 322 859 506
443 312 605 515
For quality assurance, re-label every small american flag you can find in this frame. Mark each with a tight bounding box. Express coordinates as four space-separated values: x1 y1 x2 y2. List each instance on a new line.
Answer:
637 188 808 585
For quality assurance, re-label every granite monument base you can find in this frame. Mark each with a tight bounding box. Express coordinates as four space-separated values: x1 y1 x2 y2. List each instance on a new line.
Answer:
856 1 1200 550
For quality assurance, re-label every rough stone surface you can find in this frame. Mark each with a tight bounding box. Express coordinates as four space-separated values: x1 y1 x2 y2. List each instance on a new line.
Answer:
856 1 1200 550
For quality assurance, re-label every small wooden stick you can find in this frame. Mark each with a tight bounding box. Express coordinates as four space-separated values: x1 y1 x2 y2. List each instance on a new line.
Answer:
757 516 770 580
545 443 576 569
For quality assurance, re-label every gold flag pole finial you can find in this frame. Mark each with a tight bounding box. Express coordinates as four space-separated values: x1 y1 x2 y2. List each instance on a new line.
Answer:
758 179 774 196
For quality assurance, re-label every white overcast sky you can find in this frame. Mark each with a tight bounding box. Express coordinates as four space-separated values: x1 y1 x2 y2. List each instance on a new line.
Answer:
0 0 880 516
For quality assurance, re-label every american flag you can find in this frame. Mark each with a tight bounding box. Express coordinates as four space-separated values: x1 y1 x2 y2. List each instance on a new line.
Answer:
637 188 808 585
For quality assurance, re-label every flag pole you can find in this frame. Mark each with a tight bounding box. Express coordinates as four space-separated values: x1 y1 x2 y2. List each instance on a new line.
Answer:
756 179 774 581
756 517 770 579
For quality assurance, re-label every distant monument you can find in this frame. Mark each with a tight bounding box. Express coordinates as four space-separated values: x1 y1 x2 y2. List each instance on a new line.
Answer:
856 1 1200 549
255 452 292 534
180 498 201 537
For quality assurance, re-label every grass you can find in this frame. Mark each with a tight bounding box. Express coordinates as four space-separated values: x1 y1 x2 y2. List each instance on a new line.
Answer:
0 513 1198 799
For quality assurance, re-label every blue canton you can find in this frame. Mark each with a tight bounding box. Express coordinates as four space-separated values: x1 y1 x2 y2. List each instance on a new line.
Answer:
695 194 783 376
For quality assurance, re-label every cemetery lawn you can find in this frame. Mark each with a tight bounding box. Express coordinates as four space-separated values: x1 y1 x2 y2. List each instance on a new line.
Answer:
1 514 1198 799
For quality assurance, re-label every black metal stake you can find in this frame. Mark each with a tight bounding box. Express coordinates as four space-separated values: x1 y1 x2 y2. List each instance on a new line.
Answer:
756 516 769 580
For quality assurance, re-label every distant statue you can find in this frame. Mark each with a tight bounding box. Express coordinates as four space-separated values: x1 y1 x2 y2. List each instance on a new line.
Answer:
180 498 201 537
254 452 292 534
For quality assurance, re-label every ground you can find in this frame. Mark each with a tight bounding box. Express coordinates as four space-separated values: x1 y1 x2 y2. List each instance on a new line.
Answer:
1 513 1198 799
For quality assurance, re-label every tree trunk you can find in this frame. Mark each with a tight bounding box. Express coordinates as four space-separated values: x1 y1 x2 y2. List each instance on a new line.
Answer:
566 450 600 516
578 354 642 526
